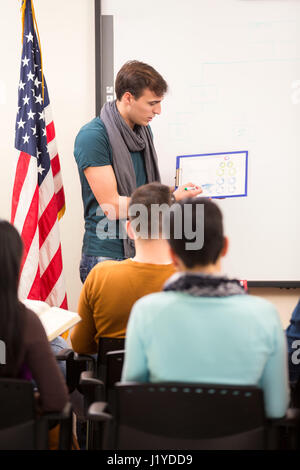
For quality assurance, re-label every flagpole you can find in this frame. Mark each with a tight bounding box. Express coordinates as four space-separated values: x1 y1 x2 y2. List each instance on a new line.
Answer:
30 0 45 102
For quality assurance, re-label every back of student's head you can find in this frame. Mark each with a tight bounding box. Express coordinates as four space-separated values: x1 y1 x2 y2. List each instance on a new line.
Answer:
0 221 25 376
115 60 168 100
168 198 225 268
0 221 23 295
129 182 172 239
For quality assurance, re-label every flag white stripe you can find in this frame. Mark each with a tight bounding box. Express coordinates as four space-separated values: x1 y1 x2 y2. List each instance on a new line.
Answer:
39 168 56 217
18 227 39 300
47 138 58 160
45 272 66 307
39 220 61 276
44 104 52 127
13 156 37 232
54 172 63 192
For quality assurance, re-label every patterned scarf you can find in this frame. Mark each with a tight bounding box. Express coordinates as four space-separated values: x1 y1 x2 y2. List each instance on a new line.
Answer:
163 272 247 297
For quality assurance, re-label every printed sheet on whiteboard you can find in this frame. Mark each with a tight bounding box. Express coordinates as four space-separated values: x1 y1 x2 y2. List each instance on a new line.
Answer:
176 151 248 198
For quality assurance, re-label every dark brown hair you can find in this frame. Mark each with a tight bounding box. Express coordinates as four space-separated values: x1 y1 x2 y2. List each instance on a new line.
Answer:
168 198 225 268
0 221 25 376
115 60 168 101
129 182 172 238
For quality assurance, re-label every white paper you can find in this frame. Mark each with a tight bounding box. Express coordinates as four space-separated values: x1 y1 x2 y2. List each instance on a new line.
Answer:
178 152 247 198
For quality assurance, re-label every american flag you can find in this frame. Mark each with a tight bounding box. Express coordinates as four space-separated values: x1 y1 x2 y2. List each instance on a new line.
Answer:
11 0 67 309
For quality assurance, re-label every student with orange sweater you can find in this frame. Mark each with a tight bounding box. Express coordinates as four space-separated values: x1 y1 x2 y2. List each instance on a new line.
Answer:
71 183 176 354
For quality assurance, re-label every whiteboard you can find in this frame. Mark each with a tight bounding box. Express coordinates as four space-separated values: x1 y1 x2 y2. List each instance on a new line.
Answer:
101 0 300 284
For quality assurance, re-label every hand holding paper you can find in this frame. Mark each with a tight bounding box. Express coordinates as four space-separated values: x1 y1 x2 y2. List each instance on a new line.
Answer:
176 151 248 198
173 182 203 201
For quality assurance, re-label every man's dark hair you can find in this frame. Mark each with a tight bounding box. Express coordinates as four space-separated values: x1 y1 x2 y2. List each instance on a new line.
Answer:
129 182 172 238
115 61 168 101
168 198 225 268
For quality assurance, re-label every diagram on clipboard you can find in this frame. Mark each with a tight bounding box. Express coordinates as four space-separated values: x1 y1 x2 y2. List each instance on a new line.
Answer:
176 151 248 198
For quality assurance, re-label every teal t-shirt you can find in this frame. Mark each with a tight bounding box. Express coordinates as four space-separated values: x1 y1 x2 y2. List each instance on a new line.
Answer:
74 117 148 258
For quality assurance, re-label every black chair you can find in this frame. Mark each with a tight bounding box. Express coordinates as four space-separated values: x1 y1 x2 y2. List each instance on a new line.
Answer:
55 349 101 450
0 378 73 450
104 350 125 400
97 337 125 380
88 382 300 450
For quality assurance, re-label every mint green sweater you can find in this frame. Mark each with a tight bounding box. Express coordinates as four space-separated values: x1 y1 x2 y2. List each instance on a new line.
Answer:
122 292 289 418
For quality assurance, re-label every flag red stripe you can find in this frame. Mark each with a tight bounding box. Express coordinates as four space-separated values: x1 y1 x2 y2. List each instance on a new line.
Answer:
11 152 31 224
46 120 55 143
56 187 65 214
51 154 60 177
60 294 68 310
27 267 41 300
19 186 39 273
38 194 58 248
40 245 63 301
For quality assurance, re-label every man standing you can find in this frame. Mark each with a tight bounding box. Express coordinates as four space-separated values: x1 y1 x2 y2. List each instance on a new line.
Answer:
74 61 201 282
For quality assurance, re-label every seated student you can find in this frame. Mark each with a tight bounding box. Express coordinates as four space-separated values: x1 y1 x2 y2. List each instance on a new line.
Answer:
71 182 176 354
0 220 68 413
286 300 300 382
122 198 290 419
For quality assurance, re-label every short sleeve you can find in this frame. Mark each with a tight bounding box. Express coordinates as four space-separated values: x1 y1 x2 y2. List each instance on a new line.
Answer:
74 118 112 171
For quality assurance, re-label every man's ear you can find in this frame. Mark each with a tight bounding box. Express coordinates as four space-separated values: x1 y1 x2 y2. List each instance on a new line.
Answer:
126 220 135 240
221 236 229 258
122 91 134 106
168 245 180 268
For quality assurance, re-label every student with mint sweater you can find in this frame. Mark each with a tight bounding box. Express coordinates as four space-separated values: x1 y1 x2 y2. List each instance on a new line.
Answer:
122 198 290 419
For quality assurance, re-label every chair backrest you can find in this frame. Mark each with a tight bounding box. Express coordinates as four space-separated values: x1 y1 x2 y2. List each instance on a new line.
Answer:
97 337 125 379
110 382 267 450
0 378 48 450
105 350 125 401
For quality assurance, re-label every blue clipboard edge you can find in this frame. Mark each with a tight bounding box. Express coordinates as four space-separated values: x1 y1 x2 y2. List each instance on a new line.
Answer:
175 150 248 198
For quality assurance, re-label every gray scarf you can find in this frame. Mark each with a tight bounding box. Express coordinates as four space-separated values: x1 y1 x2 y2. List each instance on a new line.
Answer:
100 100 161 258
163 272 247 297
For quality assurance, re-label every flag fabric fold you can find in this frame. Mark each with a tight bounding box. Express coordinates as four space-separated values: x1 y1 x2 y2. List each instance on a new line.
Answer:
12 0 67 310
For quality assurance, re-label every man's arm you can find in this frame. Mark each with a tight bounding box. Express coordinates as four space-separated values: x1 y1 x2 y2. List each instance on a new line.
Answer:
85 165 202 219
84 165 129 220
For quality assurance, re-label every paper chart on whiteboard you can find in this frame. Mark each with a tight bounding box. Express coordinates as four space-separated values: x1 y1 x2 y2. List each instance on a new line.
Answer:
176 151 248 198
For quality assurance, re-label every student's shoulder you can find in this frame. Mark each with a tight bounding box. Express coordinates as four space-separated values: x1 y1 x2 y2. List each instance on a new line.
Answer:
86 260 129 283
241 294 278 312
22 306 48 341
237 294 281 324
133 291 178 313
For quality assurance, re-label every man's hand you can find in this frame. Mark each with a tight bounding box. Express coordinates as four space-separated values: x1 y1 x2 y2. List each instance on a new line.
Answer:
173 182 203 201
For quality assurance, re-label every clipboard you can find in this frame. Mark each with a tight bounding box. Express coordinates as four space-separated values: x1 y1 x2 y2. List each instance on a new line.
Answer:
175 151 248 198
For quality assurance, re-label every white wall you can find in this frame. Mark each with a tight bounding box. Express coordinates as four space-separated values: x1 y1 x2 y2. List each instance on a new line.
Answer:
0 0 299 327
